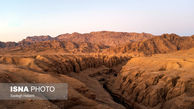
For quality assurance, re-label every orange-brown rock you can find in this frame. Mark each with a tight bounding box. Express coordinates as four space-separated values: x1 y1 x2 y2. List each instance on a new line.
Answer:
0 53 130 109
107 48 194 109
21 35 53 42
106 34 194 55
0 31 153 53
0 31 194 109
0 63 113 109
56 31 153 47
0 54 130 74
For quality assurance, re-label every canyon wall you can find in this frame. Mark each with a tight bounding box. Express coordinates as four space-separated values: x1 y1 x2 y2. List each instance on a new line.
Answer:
0 54 130 74
107 48 194 109
0 54 130 109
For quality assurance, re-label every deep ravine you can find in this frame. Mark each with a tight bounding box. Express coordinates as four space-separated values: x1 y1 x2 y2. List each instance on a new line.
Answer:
67 61 131 109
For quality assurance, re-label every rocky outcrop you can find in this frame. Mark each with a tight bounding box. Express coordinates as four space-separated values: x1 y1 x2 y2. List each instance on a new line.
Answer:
0 41 5 48
0 54 130 109
18 41 108 53
21 35 53 42
0 64 113 109
0 41 18 48
107 48 194 109
0 54 130 74
105 34 194 55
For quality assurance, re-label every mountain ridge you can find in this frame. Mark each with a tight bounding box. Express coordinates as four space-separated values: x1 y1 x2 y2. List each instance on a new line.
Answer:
105 33 194 55
1 31 194 55
0 31 153 53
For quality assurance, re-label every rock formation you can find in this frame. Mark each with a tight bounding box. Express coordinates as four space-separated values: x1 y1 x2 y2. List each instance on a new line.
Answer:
56 31 153 47
0 31 153 53
0 54 129 109
0 31 194 109
0 63 113 109
0 54 129 74
21 35 53 42
106 48 194 109
105 34 194 55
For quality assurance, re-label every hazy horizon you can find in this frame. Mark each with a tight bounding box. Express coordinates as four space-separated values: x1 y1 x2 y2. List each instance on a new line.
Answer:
0 0 194 42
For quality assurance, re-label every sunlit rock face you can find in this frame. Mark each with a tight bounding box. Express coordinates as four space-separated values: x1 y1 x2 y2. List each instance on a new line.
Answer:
105 34 194 55
0 54 129 109
0 31 153 53
107 48 194 109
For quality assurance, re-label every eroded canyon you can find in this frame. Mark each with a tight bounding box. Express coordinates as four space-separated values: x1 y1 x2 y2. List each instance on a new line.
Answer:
0 31 194 109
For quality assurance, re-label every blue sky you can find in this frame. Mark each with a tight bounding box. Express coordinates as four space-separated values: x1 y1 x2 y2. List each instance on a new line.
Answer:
0 0 194 42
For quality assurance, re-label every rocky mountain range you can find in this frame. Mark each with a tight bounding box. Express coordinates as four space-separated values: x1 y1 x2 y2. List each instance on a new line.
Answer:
105 34 194 55
0 31 194 109
1 31 194 55
0 31 153 53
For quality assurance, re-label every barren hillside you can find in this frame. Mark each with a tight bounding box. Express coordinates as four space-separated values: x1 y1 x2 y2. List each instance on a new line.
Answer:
0 31 153 53
105 34 194 55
